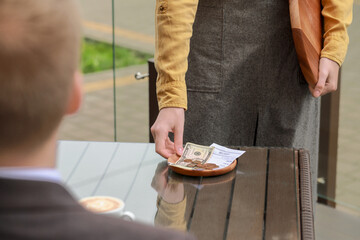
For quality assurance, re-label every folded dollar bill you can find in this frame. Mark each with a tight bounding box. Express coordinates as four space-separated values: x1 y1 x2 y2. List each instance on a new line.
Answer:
170 142 245 171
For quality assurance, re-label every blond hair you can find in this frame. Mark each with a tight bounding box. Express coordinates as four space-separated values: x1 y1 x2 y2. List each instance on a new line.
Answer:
0 0 81 152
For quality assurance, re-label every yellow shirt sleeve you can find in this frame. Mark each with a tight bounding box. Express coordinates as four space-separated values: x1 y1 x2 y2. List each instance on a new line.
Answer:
321 0 353 66
155 0 199 110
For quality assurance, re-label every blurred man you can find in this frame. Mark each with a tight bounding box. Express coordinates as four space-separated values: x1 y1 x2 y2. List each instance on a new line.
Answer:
0 1 194 239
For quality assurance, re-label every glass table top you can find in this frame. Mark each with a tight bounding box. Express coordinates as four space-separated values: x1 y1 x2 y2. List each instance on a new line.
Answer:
57 140 306 240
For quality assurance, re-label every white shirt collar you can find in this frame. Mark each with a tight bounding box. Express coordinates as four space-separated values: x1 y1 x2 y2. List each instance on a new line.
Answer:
0 167 62 183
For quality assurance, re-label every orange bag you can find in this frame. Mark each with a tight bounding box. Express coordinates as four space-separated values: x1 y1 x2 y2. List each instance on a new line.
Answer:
289 0 323 88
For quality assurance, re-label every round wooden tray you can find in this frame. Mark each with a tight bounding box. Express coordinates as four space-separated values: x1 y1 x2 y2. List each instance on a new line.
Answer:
167 154 237 177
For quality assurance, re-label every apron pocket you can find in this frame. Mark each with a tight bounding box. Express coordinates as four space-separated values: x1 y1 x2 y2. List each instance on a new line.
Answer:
186 5 223 93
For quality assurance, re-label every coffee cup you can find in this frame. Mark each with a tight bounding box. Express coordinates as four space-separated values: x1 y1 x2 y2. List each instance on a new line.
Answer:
79 196 135 220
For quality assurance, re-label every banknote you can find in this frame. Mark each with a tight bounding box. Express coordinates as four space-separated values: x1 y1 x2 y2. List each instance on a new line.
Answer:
175 142 215 168
170 142 245 171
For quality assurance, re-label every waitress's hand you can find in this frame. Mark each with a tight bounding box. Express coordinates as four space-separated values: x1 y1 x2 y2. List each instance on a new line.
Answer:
151 107 185 158
309 57 340 98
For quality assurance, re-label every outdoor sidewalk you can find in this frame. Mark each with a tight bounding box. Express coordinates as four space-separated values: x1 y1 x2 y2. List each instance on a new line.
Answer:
77 0 155 54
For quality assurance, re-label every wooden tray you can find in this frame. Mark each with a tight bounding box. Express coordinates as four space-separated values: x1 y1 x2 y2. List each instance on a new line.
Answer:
167 154 237 177
290 0 322 88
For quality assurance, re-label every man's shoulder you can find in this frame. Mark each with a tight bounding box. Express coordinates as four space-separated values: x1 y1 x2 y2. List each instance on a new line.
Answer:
0 179 195 240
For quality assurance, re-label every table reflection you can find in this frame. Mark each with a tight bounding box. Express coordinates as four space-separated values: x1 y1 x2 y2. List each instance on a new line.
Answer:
151 161 186 231
151 161 236 237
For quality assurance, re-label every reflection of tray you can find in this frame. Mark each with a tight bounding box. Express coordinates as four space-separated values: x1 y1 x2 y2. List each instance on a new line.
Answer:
167 154 237 177
169 166 236 184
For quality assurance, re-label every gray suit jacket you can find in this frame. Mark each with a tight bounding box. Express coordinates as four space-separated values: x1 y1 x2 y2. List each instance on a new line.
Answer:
0 178 195 240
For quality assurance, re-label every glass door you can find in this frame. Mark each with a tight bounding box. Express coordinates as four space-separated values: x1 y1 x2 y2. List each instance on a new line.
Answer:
59 0 116 142
113 0 155 142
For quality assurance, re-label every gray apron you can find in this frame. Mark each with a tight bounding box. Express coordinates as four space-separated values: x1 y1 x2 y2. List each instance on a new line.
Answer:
184 0 320 203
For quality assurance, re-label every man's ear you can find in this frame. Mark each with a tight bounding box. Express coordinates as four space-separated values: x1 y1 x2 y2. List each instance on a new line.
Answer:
66 71 83 115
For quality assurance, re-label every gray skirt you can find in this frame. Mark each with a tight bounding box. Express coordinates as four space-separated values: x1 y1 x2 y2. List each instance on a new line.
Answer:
184 0 320 201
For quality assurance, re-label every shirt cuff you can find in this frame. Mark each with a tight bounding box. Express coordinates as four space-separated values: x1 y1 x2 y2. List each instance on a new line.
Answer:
321 35 349 66
157 78 188 110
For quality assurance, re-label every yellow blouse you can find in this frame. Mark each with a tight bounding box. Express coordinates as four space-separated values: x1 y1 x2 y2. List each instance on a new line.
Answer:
155 0 353 110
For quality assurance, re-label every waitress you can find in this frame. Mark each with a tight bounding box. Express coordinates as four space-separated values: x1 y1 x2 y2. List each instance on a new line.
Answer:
151 0 353 204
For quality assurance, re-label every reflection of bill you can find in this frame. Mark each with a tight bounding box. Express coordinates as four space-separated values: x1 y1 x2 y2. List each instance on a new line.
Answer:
175 143 214 169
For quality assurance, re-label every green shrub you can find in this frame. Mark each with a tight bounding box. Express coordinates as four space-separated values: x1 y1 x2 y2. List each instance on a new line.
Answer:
81 38 153 74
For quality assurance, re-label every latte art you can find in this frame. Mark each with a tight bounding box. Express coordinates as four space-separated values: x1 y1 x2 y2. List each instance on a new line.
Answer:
80 196 123 213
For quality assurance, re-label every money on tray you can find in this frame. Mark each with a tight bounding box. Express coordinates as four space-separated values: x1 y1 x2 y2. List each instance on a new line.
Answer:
170 143 246 171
